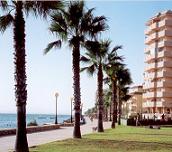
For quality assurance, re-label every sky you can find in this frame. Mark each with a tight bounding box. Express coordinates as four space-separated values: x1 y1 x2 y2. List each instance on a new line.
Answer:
0 0 172 115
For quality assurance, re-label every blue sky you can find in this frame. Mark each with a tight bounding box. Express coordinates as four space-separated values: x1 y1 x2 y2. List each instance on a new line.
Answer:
0 1 172 114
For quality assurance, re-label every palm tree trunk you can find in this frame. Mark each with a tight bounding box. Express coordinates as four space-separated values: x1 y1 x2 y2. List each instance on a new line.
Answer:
111 80 117 128
118 100 122 125
106 107 108 121
109 102 112 121
14 2 29 152
73 42 81 138
118 89 121 125
97 64 104 132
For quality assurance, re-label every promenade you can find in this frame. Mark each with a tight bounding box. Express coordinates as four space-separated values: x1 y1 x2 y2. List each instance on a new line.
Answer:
0 118 111 152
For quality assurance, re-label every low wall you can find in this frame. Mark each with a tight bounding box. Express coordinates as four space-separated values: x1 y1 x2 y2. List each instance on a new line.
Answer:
61 122 74 127
0 124 60 137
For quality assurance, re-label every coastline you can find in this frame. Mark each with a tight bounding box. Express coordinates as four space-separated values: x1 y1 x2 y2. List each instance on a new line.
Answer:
0 113 70 129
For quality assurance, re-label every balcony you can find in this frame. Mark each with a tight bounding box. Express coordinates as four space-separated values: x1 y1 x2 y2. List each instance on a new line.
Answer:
145 33 156 44
145 49 172 62
164 61 172 67
158 50 172 58
145 23 157 35
158 30 172 38
158 19 172 28
146 72 155 79
157 81 172 88
158 40 172 47
143 101 154 108
157 61 172 68
157 91 172 98
145 60 172 72
145 30 172 45
159 20 166 27
144 63 155 71
145 19 172 35
164 101 172 107
145 44 155 53
143 92 154 98
143 100 165 108
157 71 163 77
156 101 164 107
145 71 172 78
164 71 172 77
145 54 155 62
165 19 172 26
143 82 155 89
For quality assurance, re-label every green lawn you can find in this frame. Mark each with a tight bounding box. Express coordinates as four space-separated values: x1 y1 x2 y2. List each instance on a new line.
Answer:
30 126 172 152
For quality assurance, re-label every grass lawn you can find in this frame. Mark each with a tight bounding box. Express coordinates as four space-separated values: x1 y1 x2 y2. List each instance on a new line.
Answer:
30 126 172 152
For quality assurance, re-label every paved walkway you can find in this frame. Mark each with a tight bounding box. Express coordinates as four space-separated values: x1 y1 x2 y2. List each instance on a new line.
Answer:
0 118 111 152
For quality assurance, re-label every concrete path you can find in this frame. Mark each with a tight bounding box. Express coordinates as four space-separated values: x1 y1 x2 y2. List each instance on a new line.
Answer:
0 118 111 152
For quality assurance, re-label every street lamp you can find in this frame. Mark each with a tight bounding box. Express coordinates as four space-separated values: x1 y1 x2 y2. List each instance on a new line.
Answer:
55 92 59 124
70 97 73 123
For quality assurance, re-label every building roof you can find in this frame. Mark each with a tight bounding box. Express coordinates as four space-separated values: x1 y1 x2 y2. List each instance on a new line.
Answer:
146 10 172 26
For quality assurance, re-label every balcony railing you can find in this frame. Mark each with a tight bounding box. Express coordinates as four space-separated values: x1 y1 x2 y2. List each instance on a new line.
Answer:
143 92 155 98
158 40 172 47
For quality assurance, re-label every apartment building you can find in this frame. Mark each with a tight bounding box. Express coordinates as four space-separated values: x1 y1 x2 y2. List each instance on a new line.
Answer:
143 10 172 118
126 85 143 118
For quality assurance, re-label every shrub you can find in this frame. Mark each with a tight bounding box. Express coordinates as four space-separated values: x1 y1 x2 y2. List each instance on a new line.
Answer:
27 120 38 126
127 118 172 126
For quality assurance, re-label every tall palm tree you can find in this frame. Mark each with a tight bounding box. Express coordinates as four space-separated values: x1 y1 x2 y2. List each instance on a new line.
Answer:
44 1 107 138
81 40 110 132
116 67 132 125
103 89 111 121
104 45 123 128
118 85 131 125
0 1 63 151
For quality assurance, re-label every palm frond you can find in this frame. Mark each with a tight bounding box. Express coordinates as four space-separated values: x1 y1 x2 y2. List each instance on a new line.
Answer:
80 67 88 73
44 40 61 54
0 1 8 11
51 12 67 29
80 56 90 63
68 1 84 27
81 64 96 77
80 7 94 33
49 21 67 41
103 77 110 85
85 40 100 56
111 45 122 54
0 14 13 33
89 15 108 38
92 16 107 24
24 1 65 18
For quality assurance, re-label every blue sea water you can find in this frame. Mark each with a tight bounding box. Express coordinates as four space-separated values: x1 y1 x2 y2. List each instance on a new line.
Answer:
0 113 70 129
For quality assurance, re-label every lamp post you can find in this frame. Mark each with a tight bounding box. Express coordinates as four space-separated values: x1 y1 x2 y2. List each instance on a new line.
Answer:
55 92 59 124
70 97 73 123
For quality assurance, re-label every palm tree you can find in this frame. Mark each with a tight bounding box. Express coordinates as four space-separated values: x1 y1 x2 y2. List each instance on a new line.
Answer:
103 89 111 121
81 40 110 132
118 85 131 125
104 45 123 128
116 67 132 125
0 1 63 151
44 1 107 138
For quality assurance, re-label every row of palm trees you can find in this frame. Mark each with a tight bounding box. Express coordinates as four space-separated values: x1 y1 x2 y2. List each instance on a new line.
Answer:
0 1 131 152
82 40 132 130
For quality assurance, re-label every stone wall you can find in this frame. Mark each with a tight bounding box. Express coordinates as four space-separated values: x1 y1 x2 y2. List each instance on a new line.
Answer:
0 124 60 137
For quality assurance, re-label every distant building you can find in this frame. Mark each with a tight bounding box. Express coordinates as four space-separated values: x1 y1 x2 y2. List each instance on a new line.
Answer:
125 85 143 118
143 10 172 118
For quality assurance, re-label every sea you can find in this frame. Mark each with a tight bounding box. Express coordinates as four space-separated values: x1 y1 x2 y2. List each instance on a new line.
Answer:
0 113 70 129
